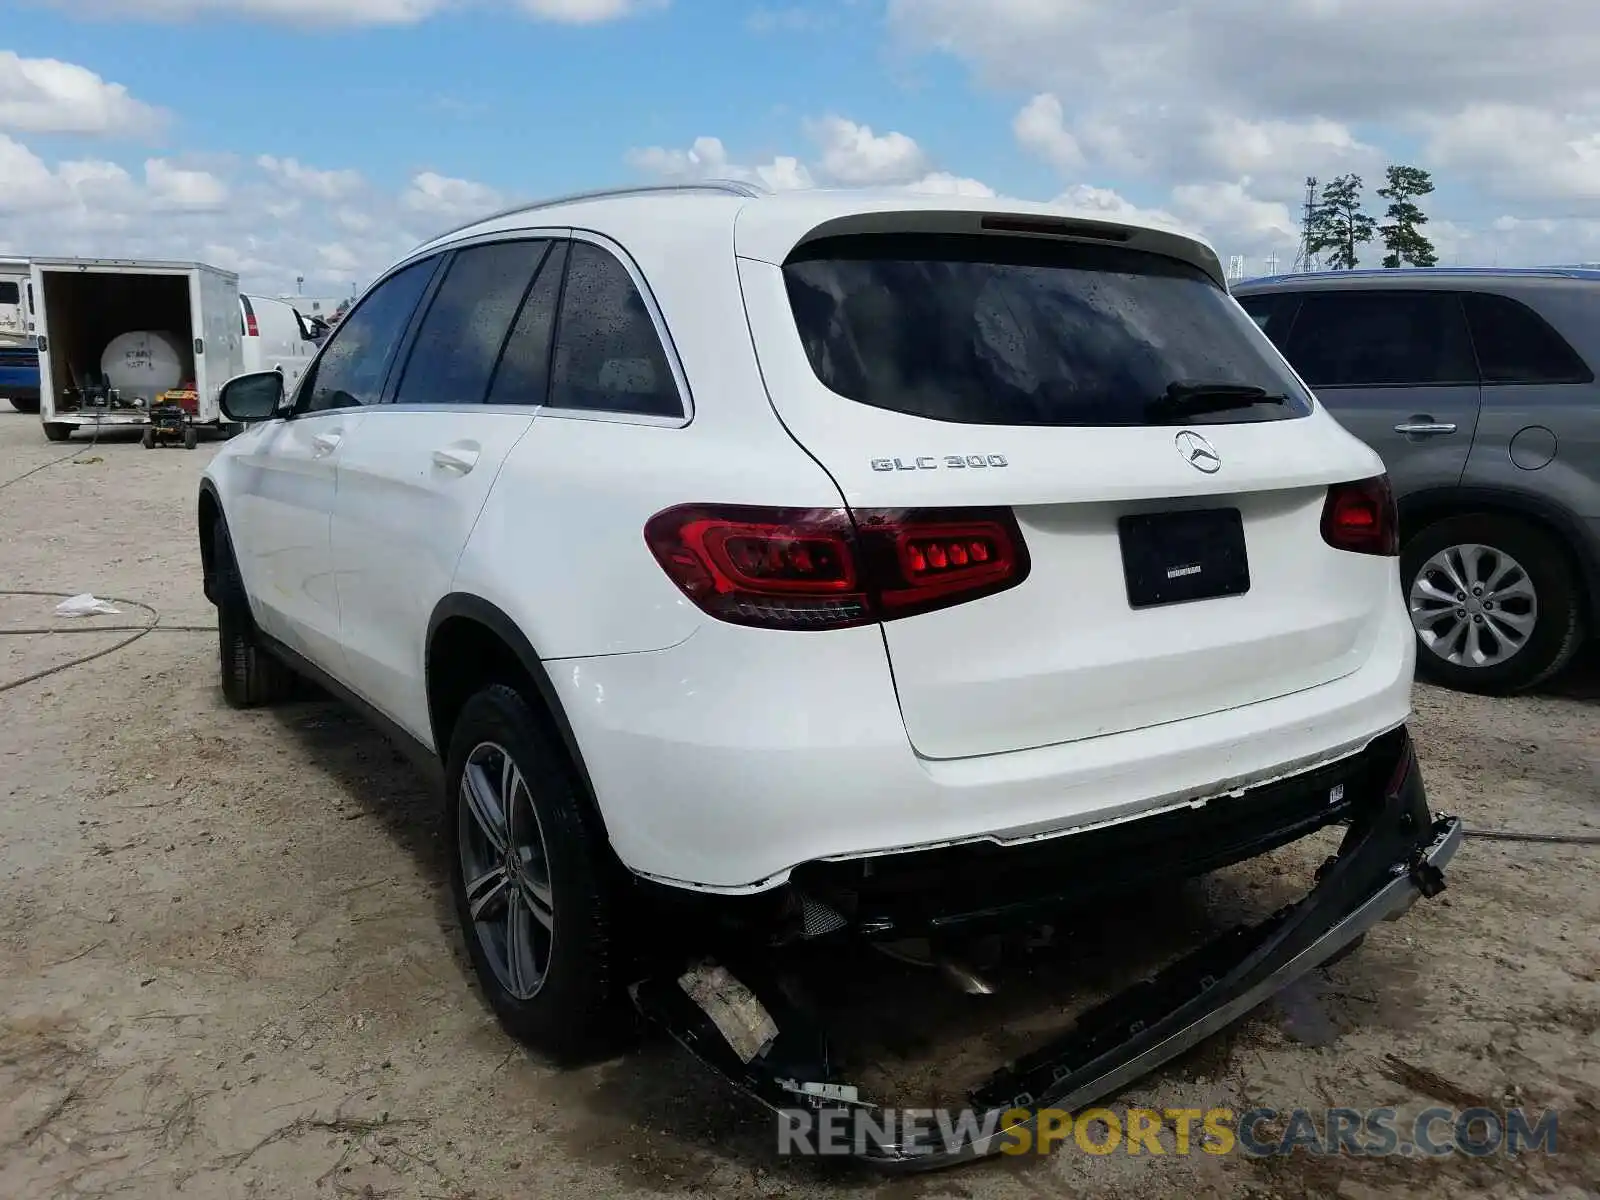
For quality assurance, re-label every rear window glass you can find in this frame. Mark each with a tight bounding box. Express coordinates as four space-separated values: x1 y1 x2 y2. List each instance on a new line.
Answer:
1463 291 1593 385
783 234 1312 427
0 281 19 305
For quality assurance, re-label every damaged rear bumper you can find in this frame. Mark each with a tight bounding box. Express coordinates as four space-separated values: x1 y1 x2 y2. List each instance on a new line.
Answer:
631 729 1463 1170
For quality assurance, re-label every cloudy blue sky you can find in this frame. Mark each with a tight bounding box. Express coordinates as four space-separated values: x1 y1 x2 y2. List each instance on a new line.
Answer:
2 0 1592 295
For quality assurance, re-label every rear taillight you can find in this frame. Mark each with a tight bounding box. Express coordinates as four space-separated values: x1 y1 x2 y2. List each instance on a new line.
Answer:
1321 475 1399 556
644 505 1030 630
245 313 259 337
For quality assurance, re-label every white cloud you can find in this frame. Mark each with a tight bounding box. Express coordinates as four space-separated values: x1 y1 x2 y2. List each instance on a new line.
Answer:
50 0 664 23
1423 105 1600 206
889 0 1600 243
399 171 507 221
50 0 451 23
805 116 930 186
1013 94 1081 171
0 132 489 295
145 160 230 210
256 155 364 200
514 0 666 20
625 135 816 191
0 51 165 136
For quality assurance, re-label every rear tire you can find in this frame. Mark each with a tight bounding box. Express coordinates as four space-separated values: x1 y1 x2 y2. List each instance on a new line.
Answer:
1402 513 1583 695
43 423 71 443
142 428 155 449
445 684 625 1063
211 518 294 708
8 396 40 414
183 426 198 450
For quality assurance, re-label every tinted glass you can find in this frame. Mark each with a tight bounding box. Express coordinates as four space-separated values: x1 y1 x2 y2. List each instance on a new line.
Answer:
548 242 682 418
1463 291 1593 385
393 240 548 406
0 281 19 305
303 258 435 413
1284 291 1477 388
1235 290 1299 338
783 234 1311 426
487 241 567 407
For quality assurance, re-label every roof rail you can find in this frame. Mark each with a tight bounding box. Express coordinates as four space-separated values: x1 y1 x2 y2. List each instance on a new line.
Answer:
417 180 769 249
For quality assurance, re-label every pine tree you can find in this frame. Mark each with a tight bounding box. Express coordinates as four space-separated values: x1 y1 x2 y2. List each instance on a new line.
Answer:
1306 174 1376 270
1378 164 1438 268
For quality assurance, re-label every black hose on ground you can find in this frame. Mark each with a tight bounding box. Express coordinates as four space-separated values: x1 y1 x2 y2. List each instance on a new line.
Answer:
0 588 213 695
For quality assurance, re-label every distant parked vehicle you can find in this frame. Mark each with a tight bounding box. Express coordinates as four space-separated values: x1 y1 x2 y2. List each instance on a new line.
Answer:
30 257 246 442
239 293 320 392
1233 268 1600 695
0 264 39 413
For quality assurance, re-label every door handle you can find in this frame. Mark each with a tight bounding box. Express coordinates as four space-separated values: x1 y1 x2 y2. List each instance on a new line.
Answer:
1393 421 1458 436
431 446 480 473
311 431 343 456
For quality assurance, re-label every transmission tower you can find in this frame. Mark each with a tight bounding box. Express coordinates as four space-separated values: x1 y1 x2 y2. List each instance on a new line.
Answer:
1292 176 1320 273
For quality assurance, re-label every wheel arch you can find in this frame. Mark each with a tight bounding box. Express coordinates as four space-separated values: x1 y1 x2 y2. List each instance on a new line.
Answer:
1399 485 1600 624
197 479 223 604
425 593 611 840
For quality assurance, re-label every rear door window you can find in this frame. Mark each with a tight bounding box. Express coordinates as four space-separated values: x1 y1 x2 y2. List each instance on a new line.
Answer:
1283 291 1478 388
782 234 1312 426
392 239 550 406
486 241 567 407
1462 291 1594 385
547 241 684 419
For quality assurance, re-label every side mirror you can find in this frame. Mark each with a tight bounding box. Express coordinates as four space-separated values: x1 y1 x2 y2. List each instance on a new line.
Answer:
219 370 285 423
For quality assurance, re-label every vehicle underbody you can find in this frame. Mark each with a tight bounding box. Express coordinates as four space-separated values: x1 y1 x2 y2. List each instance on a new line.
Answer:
628 725 1462 1170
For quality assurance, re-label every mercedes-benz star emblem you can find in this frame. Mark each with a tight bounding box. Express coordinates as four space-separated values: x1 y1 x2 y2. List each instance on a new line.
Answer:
1175 430 1222 474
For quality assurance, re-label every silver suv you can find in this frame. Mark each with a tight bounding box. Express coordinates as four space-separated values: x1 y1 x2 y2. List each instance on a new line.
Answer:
1232 268 1600 695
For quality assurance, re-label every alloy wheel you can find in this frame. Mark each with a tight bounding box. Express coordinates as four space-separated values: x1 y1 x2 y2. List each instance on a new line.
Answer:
458 741 556 1000
1408 542 1538 670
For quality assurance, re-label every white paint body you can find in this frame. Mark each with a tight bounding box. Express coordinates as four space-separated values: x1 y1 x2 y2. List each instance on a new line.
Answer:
204 188 1412 893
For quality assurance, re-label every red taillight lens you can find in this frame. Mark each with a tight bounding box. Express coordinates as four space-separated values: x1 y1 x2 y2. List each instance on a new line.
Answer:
644 505 1030 630
245 313 259 337
1321 475 1399 556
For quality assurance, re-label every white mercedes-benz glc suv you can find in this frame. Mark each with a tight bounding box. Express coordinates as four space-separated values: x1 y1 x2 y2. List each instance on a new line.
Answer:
199 183 1458 1165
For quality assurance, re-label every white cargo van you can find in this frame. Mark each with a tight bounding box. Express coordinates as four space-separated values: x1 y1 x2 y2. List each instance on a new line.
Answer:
31 258 245 442
239 293 319 391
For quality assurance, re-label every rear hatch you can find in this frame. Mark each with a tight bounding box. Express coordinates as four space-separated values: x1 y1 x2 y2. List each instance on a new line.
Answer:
737 220 1393 760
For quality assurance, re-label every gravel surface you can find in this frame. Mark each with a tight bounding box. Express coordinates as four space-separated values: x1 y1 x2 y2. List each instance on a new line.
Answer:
1 408 1597 1199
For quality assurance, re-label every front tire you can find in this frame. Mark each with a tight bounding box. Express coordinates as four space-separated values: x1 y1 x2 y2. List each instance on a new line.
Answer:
211 519 294 708
1403 513 1583 695
445 684 623 1062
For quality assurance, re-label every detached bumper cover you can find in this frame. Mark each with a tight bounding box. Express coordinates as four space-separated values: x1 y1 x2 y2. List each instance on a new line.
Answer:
632 732 1462 1170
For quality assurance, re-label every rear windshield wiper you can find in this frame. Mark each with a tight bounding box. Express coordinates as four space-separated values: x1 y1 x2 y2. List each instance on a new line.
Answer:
1146 381 1290 421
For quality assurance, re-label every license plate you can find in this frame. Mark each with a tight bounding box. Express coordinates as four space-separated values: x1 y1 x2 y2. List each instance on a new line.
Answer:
1118 508 1250 609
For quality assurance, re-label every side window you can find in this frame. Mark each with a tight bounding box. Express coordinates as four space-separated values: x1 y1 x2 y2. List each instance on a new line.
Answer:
392 239 549 406
486 241 567 407
301 258 436 413
1235 292 1298 344
548 241 683 418
0 281 19 305
1284 291 1478 388
1463 292 1593 385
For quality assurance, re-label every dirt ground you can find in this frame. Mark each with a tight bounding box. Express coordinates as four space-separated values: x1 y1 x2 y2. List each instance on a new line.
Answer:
1 407 1597 1200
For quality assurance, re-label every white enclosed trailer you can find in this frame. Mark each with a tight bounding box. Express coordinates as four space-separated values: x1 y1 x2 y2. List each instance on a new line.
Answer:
30 258 245 441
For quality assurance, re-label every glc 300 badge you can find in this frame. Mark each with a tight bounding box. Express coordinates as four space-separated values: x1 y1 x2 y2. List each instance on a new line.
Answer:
870 455 1010 472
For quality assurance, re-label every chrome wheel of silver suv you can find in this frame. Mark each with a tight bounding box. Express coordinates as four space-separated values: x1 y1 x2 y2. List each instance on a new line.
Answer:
1408 542 1538 669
